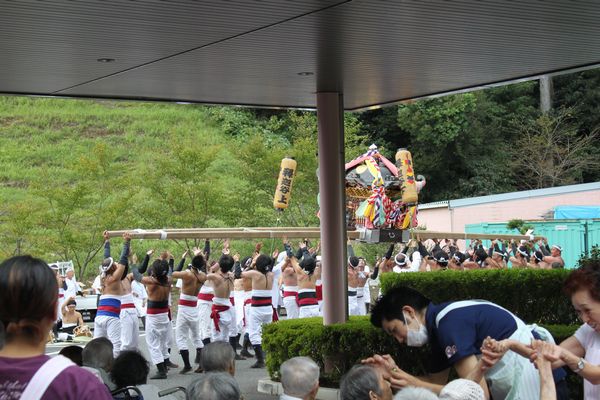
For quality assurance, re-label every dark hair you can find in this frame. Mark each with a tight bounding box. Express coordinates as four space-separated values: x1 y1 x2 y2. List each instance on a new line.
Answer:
300 256 316 275
433 250 449 267
241 256 252 271
219 254 235 273
110 350 149 388
59 345 83 366
348 256 359 268
340 364 382 400
0 255 58 343
255 254 273 274
563 261 600 302
370 286 431 328
101 257 117 276
192 254 206 272
452 252 467 265
151 259 169 283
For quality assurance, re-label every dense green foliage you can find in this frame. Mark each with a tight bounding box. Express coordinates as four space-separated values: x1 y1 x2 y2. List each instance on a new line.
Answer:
263 317 578 389
380 269 576 325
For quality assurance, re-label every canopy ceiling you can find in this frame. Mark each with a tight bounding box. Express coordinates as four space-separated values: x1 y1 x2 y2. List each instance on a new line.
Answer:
2 0 600 110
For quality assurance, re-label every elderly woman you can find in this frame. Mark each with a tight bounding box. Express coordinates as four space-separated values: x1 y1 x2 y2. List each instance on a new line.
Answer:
0 255 112 399
340 364 393 400
187 372 241 400
538 260 600 399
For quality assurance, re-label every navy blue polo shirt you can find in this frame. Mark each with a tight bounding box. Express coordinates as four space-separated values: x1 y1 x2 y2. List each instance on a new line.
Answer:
424 300 518 373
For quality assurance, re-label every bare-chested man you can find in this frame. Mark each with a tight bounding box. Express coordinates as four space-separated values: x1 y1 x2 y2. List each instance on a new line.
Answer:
102 231 139 352
238 255 255 358
509 240 530 269
95 232 129 357
207 253 237 345
241 254 274 368
172 248 207 374
143 258 172 379
539 239 565 269
281 253 299 320
286 243 321 318
57 296 84 341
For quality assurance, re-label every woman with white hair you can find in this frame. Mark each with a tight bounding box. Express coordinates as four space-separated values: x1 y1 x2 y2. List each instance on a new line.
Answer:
280 356 320 400
340 364 393 400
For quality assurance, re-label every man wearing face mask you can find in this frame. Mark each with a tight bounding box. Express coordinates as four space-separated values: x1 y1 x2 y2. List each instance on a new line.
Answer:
369 286 567 400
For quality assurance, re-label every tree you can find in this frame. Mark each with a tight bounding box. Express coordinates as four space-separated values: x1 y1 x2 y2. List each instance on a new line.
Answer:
33 143 133 279
512 108 600 190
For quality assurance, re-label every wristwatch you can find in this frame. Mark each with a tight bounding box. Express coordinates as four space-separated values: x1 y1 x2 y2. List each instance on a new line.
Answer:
573 358 586 373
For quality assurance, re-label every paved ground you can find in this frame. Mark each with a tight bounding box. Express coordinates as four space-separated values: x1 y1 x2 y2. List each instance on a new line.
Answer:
46 324 276 400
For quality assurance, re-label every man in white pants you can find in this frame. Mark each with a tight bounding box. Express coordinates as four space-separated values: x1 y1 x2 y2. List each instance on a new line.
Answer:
242 254 275 368
356 258 371 316
347 256 361 316
94 232 130 358
172 249 207 374
197 280 215 346
207 253 238 352
281 255 299 319
285 243 321 318
103 232 139 352
142 259 173 379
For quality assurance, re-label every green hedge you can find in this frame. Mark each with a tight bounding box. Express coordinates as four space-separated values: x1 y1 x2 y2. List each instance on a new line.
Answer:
263 317 579 390
380 269 577 325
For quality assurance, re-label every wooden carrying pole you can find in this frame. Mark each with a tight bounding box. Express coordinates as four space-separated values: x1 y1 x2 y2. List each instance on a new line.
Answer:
106 228 361 240
410 230 545 242
106 228 541 242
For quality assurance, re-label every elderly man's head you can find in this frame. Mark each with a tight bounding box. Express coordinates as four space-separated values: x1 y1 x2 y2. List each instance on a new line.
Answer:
187 372 240 400
280 357 320 400
83 337 114 371
340 364 392 400
201 341 236 375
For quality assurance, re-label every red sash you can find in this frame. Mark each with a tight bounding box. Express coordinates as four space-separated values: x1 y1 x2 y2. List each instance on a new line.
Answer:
283 291 298 298
316 285 323 301
242 298 252 327
251 297 272 307
198 293 214 302
210 304 230 332
147 306 169 315
179 299 198 307
120 303 135 309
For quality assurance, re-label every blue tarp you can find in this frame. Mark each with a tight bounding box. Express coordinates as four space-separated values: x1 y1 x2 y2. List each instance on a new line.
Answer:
554 205 600 219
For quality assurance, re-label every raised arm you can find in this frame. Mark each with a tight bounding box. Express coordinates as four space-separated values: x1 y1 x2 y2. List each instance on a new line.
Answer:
118 235 131 280
347 241 356 258
175 250 188 272
203 239 211 261
103 230 111 258
138 249 154 275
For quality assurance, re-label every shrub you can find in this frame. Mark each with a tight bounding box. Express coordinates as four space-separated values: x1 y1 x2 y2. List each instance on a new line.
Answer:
380 269 577 325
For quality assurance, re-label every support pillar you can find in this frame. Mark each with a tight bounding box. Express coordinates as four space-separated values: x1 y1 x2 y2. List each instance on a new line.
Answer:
317 92 348 325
